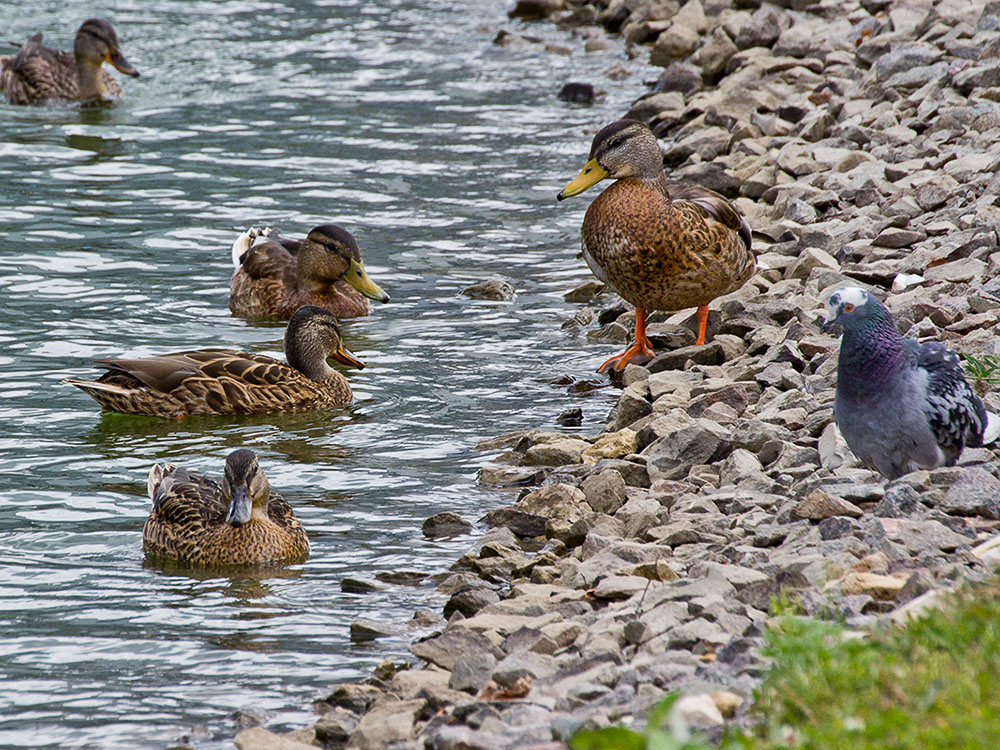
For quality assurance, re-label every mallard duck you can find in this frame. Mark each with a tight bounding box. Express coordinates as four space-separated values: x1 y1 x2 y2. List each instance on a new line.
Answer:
229 224 390 320
1 18 139 105
64 305 363 418
558 119 755 372
144 449 309 565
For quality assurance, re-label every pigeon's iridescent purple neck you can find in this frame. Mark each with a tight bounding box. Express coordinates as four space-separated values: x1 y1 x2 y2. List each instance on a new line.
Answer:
838 303 904 397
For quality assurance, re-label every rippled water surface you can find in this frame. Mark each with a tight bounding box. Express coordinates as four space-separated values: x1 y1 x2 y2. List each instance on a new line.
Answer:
0 1 649 746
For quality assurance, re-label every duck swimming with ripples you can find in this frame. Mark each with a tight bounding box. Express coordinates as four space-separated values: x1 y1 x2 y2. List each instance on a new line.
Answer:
229 224 390 320
64 306 363 418
144 449 309 566
1 18 139 105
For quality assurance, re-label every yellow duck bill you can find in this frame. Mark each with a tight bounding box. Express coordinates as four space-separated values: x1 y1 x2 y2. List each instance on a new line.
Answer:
557 158 608 201
344 258 390 303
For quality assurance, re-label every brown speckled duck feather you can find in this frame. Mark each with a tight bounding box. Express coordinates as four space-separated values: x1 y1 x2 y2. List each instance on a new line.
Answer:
65 306 362 418
2 19 138 105
582 179 755 312
144 450 308 565
558 119 755 369
229 225 390 320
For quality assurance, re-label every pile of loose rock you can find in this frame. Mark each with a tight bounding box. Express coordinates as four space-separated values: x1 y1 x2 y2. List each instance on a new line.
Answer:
235 1 1000 748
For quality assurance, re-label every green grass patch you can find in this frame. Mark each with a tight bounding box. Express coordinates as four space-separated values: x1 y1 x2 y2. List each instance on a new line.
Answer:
736 582 1000 750
963 353 1000 397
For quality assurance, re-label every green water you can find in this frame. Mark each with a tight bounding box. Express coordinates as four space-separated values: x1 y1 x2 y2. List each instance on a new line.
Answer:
0 0 647 746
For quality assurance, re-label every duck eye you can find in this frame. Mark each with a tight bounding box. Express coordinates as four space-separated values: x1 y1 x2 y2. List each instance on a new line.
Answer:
609 138 623 149
843 303 854 313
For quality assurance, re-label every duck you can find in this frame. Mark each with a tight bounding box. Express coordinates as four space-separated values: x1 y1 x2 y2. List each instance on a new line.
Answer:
1 18 139 105
64 305 363 418
229 224 390 320
144 448 309 565
557 119 755 372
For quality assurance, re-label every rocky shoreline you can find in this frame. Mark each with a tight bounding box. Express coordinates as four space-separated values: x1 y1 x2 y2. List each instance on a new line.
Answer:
235 0 1000 748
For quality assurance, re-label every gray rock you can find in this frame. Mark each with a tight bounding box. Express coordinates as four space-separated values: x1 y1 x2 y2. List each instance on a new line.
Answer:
492 651 558 686
411 629 503 671
581 469 628 514
322 683 384 714
449 652 499 694
937 468 1000 519
818 516 859 540
350 619 403 642
461 278 515 301
444 587 501 619
341 577 386 594
735 6 782 49
423 512 473 538
483 507 548 538
873 483 924 518
314 707 360 745
558 82 596 104
427 726 501 750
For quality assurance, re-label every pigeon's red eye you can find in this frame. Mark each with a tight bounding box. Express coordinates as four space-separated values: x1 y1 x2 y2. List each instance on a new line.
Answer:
843 303 854 312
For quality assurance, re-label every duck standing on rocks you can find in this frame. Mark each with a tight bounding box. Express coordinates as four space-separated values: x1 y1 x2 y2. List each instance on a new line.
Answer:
64 305 364 418
1 18 139 105
822 286 1000 479
557 119 755 372
229 224 390 320
144 449 309 565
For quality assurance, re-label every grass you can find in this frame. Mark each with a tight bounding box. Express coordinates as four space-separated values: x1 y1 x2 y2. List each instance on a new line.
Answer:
570 583 1000 750
962 353 1000 397
735 581 1000 750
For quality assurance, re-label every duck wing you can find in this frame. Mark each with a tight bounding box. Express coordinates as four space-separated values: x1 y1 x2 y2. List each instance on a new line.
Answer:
237 237 297 282
667 184 752 253
1 33 75 103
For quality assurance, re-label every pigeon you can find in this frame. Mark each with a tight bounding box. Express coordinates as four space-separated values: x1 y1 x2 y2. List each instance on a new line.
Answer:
822 286 1000 480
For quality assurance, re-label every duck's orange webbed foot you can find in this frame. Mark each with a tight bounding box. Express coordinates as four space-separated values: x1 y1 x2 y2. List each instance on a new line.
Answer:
596 339 656 373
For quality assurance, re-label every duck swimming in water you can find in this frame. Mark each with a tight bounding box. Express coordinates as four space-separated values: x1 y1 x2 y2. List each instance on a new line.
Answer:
144 449 309 566
229 224 390 320
1 18 139 105
64 306 363 418
558 119 755 372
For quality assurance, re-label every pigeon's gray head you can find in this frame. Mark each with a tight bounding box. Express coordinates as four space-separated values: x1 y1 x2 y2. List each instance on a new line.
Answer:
821 286 878 334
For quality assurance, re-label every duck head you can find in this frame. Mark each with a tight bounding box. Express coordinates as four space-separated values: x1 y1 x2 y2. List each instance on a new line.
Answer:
222 449 270 528
284 305 365 381
300 224 390 303
558 119 663 200
75 18 139 78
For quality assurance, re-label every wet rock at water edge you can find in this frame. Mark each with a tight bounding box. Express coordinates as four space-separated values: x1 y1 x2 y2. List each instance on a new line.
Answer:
350 619 404 642
556 407 583 426
558 81 598 104
461 278 516 301
423 512 473 538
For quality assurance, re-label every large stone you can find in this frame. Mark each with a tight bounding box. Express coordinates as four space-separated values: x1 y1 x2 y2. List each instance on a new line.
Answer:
461 279 515 301
581 469 628 514
423 512 473 538
583 428 638 463
235 728 318 750
937 469 1000 519
839 572 908 600
673 693 725 729
878 518 970 554
793 489 864 520
522 437 590 466
410 629 503 671
643 416 730 480
347 698 423 750
517 484 587 520
449 652 498 694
